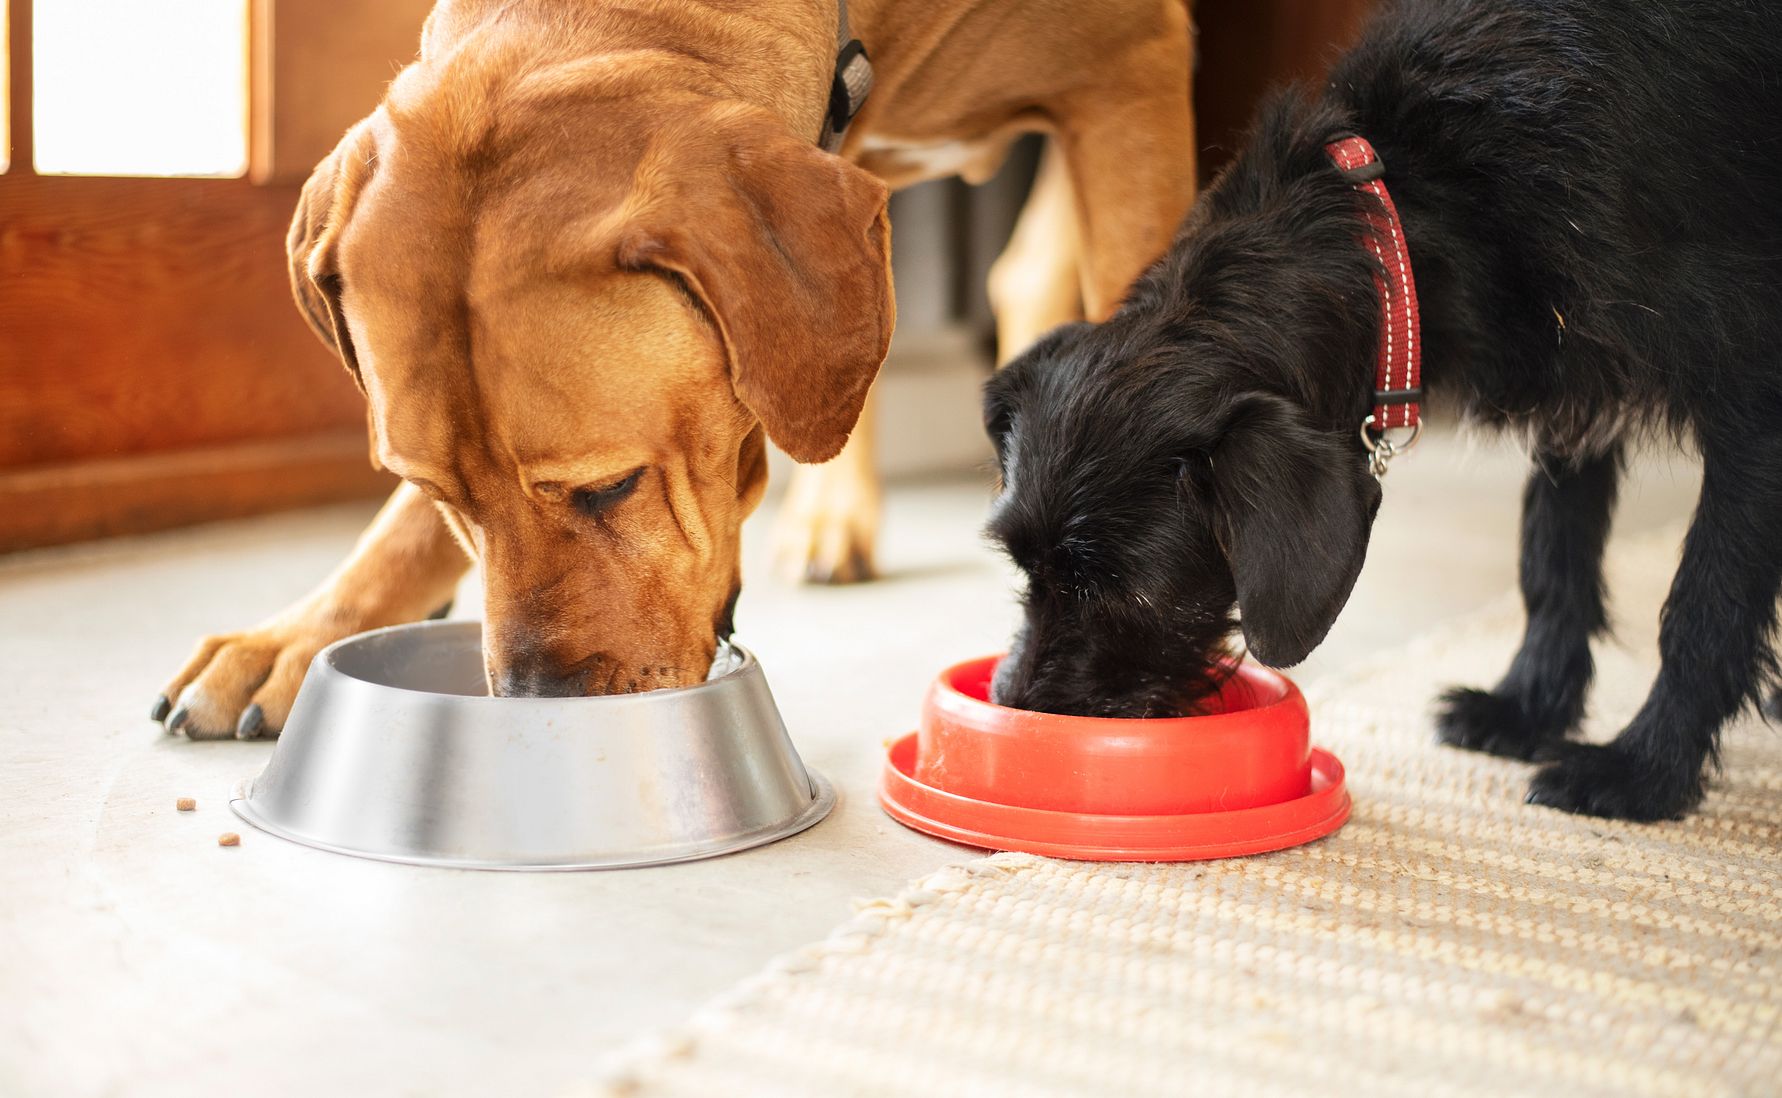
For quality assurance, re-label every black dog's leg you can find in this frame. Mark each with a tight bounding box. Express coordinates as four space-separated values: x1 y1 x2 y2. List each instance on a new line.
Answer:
1437 447 1621 760
1527 432 1782 820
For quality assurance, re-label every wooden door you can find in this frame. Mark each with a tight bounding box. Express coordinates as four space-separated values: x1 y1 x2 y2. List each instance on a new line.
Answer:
0 0 428 552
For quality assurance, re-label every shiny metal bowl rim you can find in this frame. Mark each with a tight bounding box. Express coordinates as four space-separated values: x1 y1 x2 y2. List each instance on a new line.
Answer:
313 621 756 701
229 773 836 872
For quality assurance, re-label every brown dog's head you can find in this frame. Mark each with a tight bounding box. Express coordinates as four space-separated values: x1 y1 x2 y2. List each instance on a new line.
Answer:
288 60 892 696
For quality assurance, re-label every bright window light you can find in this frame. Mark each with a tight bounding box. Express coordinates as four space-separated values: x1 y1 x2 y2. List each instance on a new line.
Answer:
34 0 247 177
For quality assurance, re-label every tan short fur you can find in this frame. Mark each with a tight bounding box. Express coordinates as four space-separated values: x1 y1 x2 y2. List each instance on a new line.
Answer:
160 0 1196 735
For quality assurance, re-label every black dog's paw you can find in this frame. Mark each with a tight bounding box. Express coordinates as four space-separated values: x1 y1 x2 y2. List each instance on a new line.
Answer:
1435 687 1567 761
1525 743 1701 821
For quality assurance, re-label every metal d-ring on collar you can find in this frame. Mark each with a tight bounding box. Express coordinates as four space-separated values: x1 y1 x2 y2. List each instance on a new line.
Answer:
1359 415 1422 479
820 0 873 153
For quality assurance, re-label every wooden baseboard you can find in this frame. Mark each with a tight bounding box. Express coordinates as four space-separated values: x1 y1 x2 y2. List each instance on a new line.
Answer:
0 432 396 553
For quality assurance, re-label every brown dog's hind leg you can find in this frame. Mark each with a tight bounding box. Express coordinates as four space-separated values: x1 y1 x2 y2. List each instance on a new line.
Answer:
772 387 882 585
154 483 470 739
988 140 1085 362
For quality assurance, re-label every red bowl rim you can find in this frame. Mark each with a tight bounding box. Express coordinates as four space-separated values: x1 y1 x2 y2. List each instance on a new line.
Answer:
880 734 1351 861
926 654 1307 747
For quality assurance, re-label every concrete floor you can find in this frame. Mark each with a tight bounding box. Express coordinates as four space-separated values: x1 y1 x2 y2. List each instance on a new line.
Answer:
0 429 1701 1097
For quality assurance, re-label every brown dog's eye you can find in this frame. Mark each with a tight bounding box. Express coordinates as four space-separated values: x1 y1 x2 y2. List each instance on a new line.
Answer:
570 468 645 519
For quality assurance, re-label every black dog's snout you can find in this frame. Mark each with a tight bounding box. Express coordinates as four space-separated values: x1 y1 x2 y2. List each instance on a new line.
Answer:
988 633 1108 716
988 649 1029 709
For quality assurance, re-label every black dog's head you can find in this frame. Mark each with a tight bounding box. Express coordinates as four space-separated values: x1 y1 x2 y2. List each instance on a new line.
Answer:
984 314 1383 718
983 92 1401 718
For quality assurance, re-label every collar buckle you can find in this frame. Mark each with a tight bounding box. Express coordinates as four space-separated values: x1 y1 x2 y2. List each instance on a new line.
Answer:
821 39 872 153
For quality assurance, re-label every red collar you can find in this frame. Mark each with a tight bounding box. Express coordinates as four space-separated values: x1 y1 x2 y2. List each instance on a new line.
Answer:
1325 135 1423 474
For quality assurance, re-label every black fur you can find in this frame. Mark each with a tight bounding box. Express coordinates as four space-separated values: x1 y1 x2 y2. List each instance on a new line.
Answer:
984 0 1782 820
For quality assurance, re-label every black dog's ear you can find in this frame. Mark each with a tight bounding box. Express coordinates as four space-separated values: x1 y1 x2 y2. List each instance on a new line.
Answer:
1212 395 1382 667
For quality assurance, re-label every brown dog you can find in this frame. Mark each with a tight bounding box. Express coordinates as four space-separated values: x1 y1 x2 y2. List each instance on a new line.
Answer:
155 0 1197 737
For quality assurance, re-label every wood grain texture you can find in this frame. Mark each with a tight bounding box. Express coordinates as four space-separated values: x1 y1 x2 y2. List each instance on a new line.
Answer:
0 173 369 468
250 0 433 184
0 432 394 551
5 0 31 172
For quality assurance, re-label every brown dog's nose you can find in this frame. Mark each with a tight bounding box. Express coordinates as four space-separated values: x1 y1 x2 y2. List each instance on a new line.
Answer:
488 642 591 697
491 665 589 698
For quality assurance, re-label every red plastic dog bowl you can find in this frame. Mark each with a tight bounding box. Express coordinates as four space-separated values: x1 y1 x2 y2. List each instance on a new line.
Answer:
878 656 1350 861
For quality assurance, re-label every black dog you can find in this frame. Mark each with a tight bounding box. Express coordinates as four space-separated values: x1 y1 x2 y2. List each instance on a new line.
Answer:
983 0 1782 821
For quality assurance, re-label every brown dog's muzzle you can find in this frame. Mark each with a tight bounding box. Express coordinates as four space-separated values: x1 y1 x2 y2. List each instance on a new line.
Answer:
487 642 603 698
476 517 732 698
483 619 720 698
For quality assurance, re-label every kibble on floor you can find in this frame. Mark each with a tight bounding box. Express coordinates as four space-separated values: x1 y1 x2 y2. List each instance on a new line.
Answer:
176 797 195 811
217 833 239 847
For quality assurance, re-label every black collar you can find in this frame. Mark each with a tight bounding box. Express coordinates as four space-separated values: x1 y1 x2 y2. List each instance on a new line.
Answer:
820 0 873 152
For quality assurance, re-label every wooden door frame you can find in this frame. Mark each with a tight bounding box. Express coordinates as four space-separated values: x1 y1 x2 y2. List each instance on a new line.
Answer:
0 0 391 554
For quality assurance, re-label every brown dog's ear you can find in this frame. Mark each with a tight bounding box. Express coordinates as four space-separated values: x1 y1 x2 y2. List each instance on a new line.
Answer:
1214 395 1382 668
616 105 894 463
287 121 379 390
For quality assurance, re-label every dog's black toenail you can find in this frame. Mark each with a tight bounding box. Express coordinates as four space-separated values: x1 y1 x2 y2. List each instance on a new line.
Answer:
235 704 265 740
149 694 171 723
427 600 454 621
166 706 190 734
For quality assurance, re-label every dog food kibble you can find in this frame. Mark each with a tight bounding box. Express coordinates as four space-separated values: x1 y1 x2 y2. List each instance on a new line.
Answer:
176 797 196 811
217 832 240 847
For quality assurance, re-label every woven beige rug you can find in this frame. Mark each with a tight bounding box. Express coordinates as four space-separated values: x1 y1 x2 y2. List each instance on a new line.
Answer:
596 529 1781 1098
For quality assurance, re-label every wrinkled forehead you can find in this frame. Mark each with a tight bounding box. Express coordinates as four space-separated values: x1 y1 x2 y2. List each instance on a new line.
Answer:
333 128 743 482
347 275 735 484
471 270 736 470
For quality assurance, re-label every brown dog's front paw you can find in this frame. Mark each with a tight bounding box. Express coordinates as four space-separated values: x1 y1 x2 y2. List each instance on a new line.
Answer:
772 461 881 585
154 619 348 740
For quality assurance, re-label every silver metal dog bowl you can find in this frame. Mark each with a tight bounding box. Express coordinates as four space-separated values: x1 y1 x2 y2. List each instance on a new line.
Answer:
230 621 834 870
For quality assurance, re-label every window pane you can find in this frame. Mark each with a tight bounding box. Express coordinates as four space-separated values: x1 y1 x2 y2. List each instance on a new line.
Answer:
34 0 247 177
